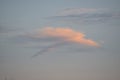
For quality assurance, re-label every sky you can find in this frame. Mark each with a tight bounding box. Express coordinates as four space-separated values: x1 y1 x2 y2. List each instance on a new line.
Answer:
0 0 120 80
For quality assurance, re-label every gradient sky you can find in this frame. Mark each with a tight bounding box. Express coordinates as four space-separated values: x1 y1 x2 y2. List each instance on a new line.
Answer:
0 0 120 80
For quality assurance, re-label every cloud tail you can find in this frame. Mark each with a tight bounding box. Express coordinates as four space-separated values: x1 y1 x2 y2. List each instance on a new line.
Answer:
31 41 66 58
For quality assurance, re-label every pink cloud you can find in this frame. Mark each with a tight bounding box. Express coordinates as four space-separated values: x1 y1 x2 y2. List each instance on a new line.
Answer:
29 27 99 47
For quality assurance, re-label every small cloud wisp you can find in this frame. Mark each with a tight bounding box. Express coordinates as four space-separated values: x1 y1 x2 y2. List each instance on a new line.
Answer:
49 8 120 24
31 41 66 58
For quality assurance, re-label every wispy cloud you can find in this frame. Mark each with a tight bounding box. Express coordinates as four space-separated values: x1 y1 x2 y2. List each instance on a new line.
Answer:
31 41 67 58
48 8 120 24
58 8 99 16
22 27 100 58
28 27 99 47
0 26 23 36
13 27 100 58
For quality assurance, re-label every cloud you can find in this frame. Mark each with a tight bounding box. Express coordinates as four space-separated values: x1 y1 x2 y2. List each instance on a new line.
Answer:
49 8 120 24
58 8 99 16
0 26 23 36
13 27 100 58
31 41 67 58
28 27 99 47
24 27 100 58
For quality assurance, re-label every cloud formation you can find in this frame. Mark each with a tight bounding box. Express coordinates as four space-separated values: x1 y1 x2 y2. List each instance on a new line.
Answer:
49 8 120 24
28 27 100 58
31 41 66 58
17 27 100 58
0 26 23 36
58 8 99 16
29 27 99 47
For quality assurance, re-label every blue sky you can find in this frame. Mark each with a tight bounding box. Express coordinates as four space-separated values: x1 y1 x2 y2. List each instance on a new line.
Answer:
0 0 120 80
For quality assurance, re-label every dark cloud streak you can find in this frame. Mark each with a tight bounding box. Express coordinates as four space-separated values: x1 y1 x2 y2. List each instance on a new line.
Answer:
31 41 67 58
47 8 120 24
